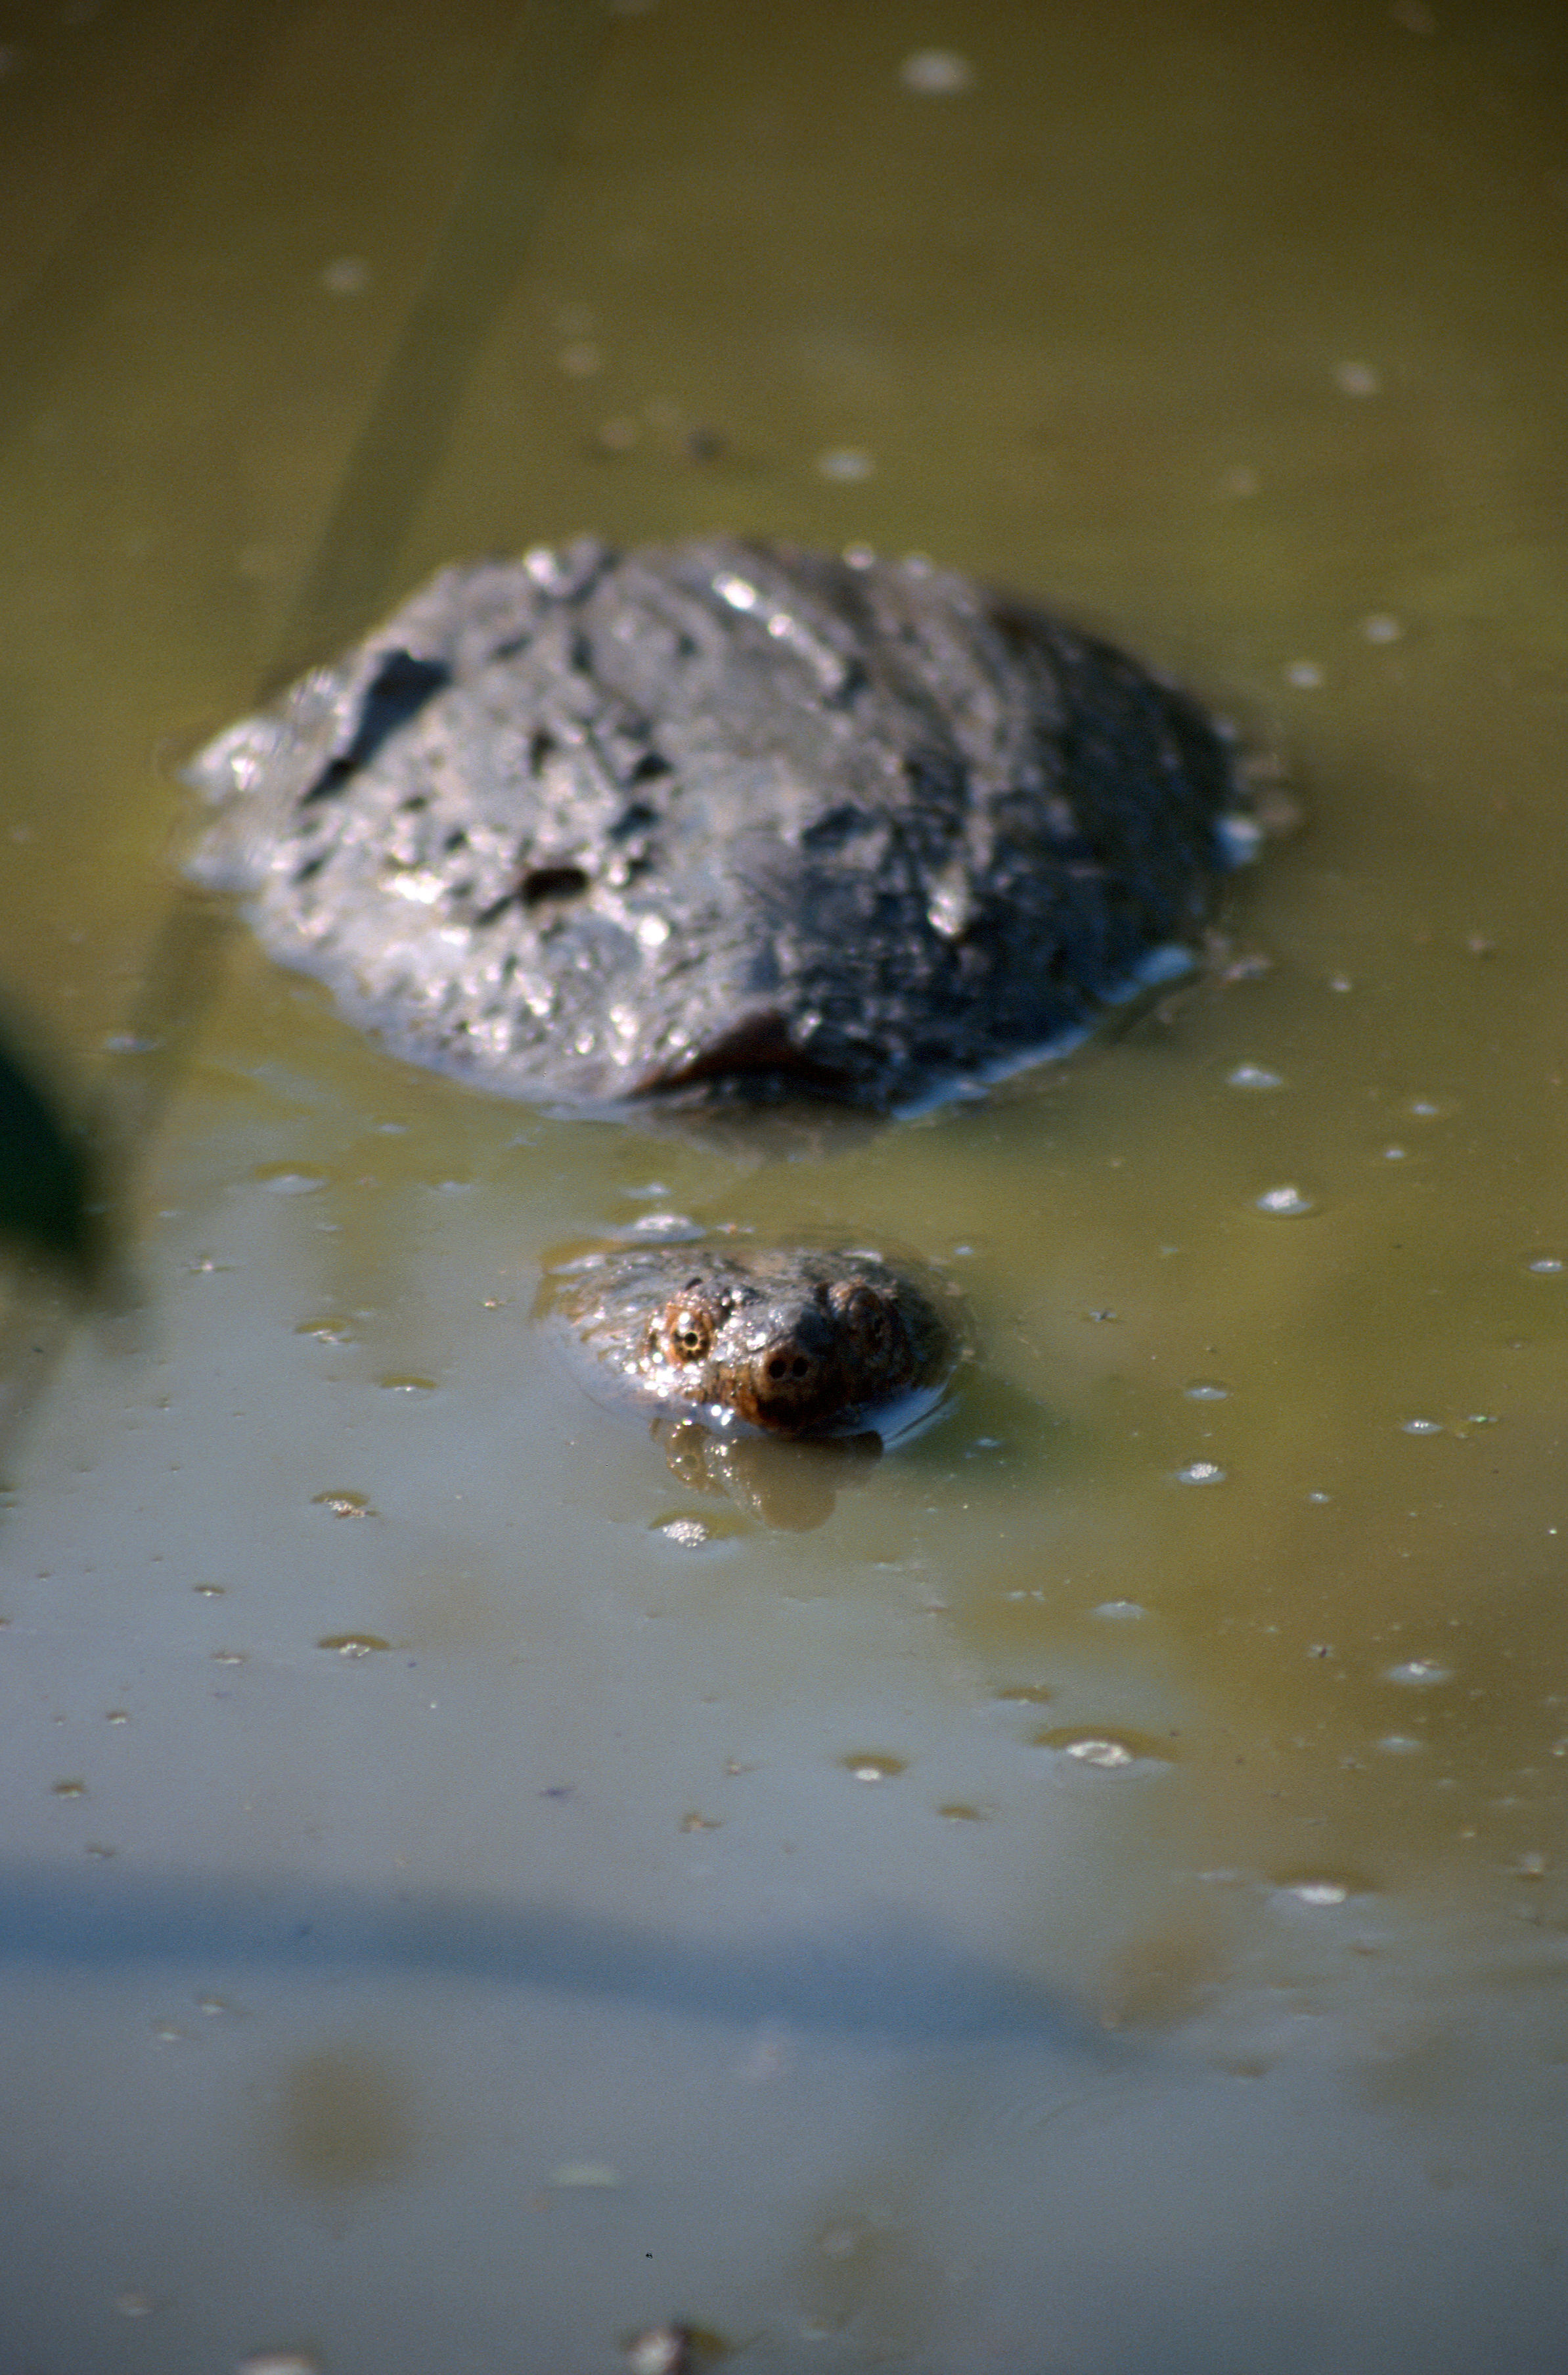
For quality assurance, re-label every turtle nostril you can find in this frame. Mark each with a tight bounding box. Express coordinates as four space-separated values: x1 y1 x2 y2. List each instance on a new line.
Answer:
790 1356 810 1379
767 1357 788 1381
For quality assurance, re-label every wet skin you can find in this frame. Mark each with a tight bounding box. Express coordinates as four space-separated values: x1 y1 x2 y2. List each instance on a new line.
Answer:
545 1242 965 1441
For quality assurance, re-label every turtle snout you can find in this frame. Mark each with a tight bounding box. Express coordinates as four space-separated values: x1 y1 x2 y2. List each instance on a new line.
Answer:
735 1321 843 1434
763 1340 818 1390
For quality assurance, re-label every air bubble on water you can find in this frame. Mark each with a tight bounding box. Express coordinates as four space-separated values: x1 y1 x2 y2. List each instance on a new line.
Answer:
1401 1417 1444 1436
1034 1727 1169 1769
993 1683 1054 1705
1184 1379 1230 1401
52 1778 85 1797
655 1516 714 1549
1060 1738 1134 1769
320 256 369 294
1284 660 1323 689
1378 1734 1423 1755
1513 1851 1548 1879
1383 1144 1408 1160
312 1490 372 1518
630 1211 702 1239
1228 1063 1284 1089
1176 1461 1226 1485
1282 1880 1350 1907
1307 1490 1333 1504
376 1374 437 1393
817 448 874 482
1362 612 1403 642
841 1753 907 1781
1386 1658 1454 1687
210 1650 246 1666
625 2330 692 2375
1527 1254 1565 1275
1093 1600 1148 1621
550 2161 623 2188
114 2292 156 2317
317 1634 390 1656
256 1170 326 1195
236 2354 319 2375
899 48 974 91
1335 360 1381 396
1256 1184 1315 1215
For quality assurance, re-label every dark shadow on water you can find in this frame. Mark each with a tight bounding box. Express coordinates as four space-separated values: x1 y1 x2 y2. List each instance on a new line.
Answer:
0 1010 105 1289
0 1004 119 1472
0 901 237 1477
0 1862 1123 2056
566 1077 895 1166
272 0 608 669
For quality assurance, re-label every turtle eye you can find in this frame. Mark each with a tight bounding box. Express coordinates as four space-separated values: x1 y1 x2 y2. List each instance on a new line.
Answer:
830 1281 890 1344
668 1305 714 1363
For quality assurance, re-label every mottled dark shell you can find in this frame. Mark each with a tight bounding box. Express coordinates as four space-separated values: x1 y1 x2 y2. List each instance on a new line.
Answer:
543 1240 966 1441
186 537 1251 1112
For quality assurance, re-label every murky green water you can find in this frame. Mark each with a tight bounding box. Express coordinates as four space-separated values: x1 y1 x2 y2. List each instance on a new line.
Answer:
2 1 1567 2368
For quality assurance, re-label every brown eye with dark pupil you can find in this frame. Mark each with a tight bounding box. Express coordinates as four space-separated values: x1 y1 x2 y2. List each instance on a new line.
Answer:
673 1313 708 1359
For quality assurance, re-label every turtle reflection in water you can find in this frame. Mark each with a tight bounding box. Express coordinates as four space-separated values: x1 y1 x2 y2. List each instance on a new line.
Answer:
185 537 1255 1117
543 1240 970 1529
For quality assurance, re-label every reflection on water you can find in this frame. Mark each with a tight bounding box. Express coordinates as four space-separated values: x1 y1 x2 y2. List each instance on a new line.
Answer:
1 0 1567 2367
656 1419 886 1533
277 2045 417 2192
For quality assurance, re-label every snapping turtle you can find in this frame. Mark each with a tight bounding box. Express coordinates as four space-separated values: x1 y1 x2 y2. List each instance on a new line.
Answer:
185 537 1253 1114
543 1240 966 1443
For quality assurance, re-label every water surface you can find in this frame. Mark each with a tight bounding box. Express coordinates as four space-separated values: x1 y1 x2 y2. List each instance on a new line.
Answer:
1 2 1566 2368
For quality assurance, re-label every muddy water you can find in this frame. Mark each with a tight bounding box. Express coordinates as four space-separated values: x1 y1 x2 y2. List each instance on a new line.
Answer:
1 1 1567 2368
